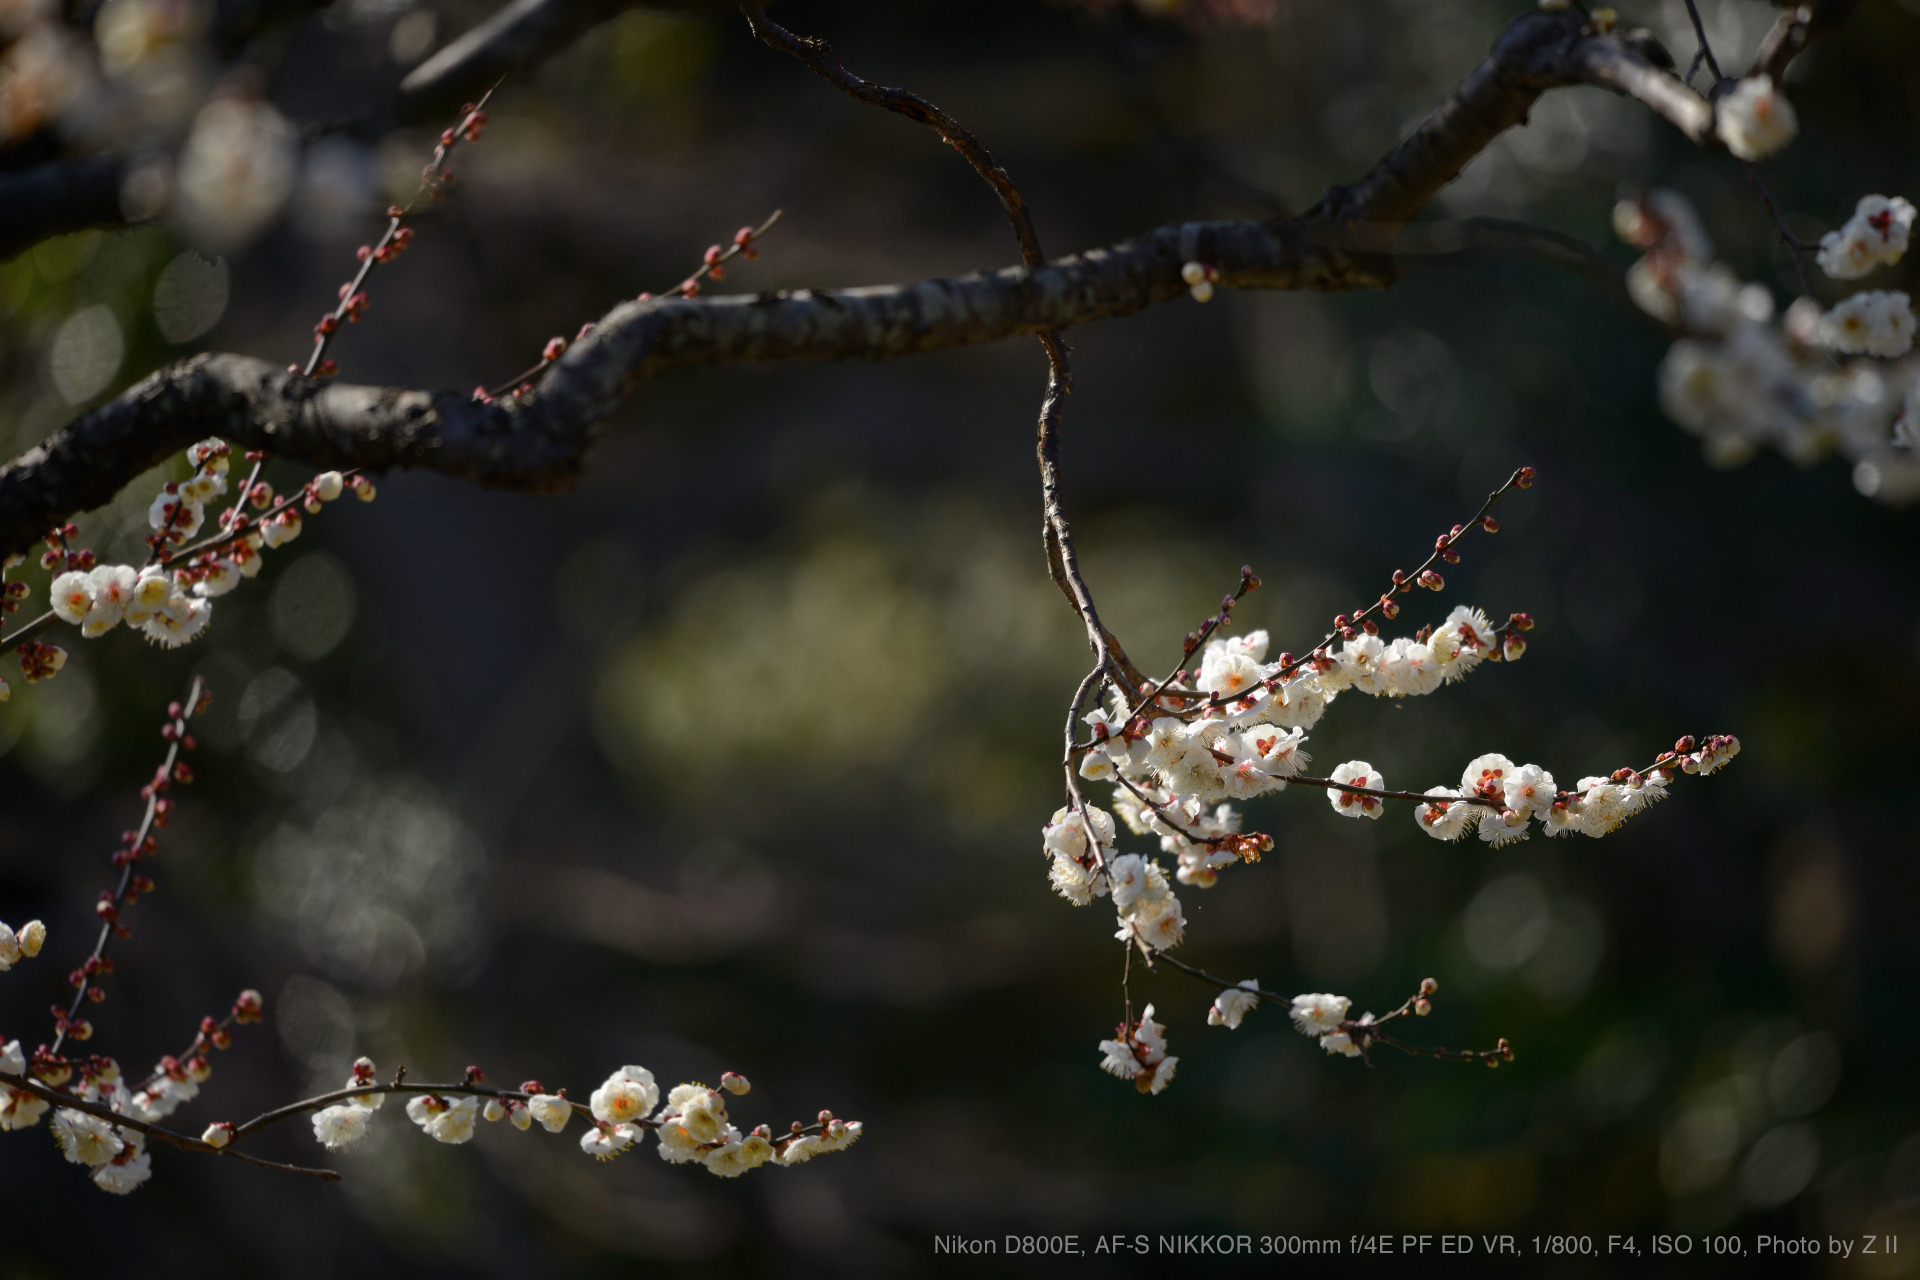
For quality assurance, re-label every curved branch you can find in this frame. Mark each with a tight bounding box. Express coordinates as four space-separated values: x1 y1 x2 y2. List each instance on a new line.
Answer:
1312 13 1704 226
0 217 1375 556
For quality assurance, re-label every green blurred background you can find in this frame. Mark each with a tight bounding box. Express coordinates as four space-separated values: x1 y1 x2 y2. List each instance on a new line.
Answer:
2 0 1919 1274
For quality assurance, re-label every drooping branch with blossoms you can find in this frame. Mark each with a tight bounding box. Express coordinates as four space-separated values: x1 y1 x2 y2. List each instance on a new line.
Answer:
1035 466 1739 1092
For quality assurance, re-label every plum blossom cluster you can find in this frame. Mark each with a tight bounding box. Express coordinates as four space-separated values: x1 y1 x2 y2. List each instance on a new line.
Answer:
298 1058 860 1178
1620 187 1920 501
1 987 262 1195
24 441 369 665
1052 597 1516 907
1411 735 1737 846
1817 195 1915 281
1043 470 1735 1092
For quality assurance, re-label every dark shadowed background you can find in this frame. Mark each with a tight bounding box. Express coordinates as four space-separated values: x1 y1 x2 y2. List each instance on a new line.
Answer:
3 0 1919 1274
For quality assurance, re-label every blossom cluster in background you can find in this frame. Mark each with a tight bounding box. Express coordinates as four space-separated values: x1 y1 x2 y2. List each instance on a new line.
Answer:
1625 186 1920 501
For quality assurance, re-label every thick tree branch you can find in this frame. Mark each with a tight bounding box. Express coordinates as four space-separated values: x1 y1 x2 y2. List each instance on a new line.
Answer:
0 7 1860 554
0 218 1368 556
1312 13 1704 226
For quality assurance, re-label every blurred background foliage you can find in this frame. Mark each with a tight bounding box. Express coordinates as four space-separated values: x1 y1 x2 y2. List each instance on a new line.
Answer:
3 0 1920 1274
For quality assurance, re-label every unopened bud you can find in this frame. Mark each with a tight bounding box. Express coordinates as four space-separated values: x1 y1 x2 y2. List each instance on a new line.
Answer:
202 1122 233 1149
720 1071 750 1096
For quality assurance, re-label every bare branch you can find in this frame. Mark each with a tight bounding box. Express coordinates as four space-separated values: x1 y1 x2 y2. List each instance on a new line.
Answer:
0 217 1377 557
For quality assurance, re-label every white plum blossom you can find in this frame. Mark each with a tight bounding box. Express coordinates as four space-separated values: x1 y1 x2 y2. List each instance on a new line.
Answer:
1501 763 1557 821
528 1092 572 1133
141 592 212 648
1121 892 1187 951
1415 787 1480 841
0 1040 49 1132
51 1108 124 1166
49 570 93 624
659 1084 728 1144
1715 76 1797 161
1339 633 1387 694
1289 993 1350 1036
1379 637 1443 697
1048 852 1100 906
1320 1030 1362 1058
705 1132 775 1177
1097 1004 1177 1093
89 1141 152 1194
1244 724 1307 777
404 1094 479 1144
1433 604 1494 676
312 1103 372 1150
1460 753 1514 804
1327 760 1385 818
589 1065 659 1126
1207 981 1260 1030
1818 291 1915 358
580 1122 643 1160
82 564 136 635
1818 195 1915 279
147 489 205 540
1106 853 1150 910
1477 806 1531 848
655 1117 706 1164
1043 804 1116 862
1197 630 1270 698
124 567 172 625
